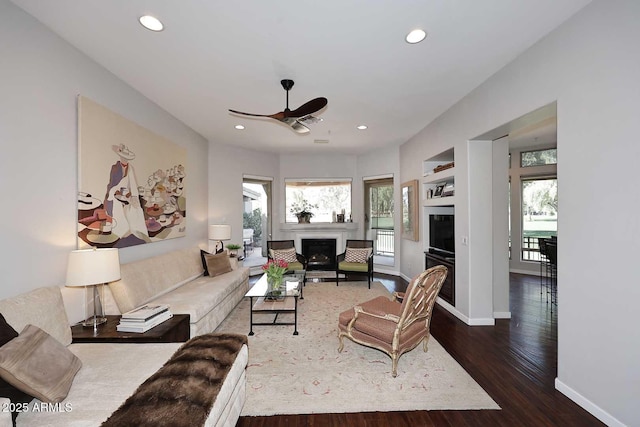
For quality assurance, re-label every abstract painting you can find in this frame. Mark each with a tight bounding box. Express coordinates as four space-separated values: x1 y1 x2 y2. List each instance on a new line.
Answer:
77 96 186 249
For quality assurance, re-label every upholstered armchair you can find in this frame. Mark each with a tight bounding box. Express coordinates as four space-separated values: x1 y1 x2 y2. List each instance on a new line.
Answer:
338 265 448 377
266 240 307 272
336 240 374 288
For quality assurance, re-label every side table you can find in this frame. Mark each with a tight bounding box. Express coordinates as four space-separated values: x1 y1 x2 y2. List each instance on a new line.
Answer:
71 314 190 343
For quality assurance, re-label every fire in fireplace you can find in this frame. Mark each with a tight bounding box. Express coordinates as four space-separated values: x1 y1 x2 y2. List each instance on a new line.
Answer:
301 238 337 271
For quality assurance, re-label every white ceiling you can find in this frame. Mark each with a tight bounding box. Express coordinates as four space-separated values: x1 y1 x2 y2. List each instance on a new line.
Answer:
12 0 589 154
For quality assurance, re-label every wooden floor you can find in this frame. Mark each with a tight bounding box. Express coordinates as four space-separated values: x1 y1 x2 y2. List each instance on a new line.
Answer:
237 273 604 427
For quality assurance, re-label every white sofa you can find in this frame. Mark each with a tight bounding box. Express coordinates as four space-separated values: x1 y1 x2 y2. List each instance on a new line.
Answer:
0 248 250 426
104 247 249 338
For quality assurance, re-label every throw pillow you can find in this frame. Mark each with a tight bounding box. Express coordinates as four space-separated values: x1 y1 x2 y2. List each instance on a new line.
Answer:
0 324 82 403
271 248 298 263
0 314 17 347
344 247 372 263
203 252 233 278
0 314 34 422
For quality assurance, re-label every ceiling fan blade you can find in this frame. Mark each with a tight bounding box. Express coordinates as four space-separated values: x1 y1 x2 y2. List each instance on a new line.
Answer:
228 109 276 118
285 97 328 118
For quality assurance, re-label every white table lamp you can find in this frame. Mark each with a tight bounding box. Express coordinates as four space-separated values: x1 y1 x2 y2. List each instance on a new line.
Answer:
66 248 120 328
209 224 231 253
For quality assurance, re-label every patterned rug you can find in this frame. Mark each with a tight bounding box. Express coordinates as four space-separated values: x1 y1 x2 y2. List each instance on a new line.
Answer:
216 281 500 416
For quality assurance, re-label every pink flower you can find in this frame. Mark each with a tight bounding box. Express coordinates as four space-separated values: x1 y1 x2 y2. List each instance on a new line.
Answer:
262 259 288 277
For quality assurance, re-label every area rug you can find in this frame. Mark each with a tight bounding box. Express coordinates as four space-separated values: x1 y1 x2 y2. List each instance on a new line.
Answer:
215 281 500 416
305 270 344 279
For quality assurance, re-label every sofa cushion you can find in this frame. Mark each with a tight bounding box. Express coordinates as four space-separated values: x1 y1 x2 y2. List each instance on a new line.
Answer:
0 325 82 403
150 267 248 325
338 261 370 272
0 287 72 346
109 248 204 313
203 252 233 277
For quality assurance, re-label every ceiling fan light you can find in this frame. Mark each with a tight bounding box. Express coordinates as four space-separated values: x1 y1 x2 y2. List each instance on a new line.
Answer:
139 15 164 32
405 29 426 44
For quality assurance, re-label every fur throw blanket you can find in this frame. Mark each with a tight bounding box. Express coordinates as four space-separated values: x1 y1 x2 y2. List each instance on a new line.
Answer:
102 333 248 427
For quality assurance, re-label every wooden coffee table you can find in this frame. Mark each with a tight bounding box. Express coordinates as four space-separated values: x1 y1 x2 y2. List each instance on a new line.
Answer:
245 271 305 336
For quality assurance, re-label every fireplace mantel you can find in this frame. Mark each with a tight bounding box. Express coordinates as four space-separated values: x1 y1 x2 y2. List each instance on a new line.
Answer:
279 222 359 253
279 222 358 232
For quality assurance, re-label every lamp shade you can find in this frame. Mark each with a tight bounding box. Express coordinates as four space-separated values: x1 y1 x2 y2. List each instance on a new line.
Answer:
66 248 121 287
208 224 231 241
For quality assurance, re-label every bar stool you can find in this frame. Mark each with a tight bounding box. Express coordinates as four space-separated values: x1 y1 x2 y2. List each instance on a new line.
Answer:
545 241 557 310
538 238 550 300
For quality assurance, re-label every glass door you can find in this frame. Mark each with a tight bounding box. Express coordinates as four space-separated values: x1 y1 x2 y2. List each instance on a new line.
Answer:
364 177 394 265
242 176 272 268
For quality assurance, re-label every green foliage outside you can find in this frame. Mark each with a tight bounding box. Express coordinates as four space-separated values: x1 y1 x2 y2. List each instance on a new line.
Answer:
243 208 262 242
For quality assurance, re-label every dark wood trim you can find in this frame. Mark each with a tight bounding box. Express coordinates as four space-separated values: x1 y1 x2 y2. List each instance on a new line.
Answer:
71 314 190 343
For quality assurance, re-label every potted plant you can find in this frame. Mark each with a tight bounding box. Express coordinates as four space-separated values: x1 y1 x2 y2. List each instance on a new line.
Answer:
226 243 242 257
290 199 318 224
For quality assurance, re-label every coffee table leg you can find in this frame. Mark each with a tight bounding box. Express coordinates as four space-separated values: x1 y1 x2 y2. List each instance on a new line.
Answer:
249 296 255 336
293 296 299 335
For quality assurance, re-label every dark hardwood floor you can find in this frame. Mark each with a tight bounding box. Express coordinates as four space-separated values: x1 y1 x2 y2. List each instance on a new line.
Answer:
237 273 604 427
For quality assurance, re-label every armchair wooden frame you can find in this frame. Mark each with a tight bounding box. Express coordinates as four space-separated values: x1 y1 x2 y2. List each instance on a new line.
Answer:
338 265 448 377
336 239 374 288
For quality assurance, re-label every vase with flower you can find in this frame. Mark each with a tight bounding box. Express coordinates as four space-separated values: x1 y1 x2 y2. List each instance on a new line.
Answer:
262 259 288 297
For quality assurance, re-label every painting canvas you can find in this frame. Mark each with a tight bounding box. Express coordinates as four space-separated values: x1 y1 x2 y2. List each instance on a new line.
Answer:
77 96 186 249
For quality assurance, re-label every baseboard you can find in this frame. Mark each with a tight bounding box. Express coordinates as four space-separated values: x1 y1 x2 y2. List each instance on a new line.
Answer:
555 378 625 427
374 266 400 276
435 298 496 326
493 311 511 319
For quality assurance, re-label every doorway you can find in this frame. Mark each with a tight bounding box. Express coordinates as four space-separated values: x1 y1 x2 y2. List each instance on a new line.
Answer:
364 176 394 266
242 175 272 270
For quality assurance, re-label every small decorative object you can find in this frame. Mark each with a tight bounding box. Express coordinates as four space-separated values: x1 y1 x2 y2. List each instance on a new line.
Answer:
262 259 288 297
290 199 318 224
433 184 445 198
226 243 242 257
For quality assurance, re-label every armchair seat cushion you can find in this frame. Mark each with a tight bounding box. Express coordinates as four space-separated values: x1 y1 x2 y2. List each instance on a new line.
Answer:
286 261 304 272
338 261 370 272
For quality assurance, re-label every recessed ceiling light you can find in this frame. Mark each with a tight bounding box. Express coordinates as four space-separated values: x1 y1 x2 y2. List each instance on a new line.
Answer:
357 125 368 130
405 29 427 44
139 15 164 32
235 125 245 130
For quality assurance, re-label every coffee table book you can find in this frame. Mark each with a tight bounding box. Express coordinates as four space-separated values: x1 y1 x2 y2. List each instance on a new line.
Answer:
117 310 173 333
121 304 170 321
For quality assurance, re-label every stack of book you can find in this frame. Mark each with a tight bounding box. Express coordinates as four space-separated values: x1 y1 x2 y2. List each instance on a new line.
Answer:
117 304 173 333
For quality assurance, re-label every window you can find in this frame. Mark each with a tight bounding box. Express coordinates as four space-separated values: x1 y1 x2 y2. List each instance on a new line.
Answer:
285 179 351 223
521 177 557 261
520 148 557 167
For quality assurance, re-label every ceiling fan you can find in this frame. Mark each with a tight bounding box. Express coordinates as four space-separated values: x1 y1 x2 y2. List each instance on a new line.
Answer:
229 79 327 134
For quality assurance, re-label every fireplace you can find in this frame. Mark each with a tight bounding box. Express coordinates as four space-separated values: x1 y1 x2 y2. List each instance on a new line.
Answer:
302 238 337 271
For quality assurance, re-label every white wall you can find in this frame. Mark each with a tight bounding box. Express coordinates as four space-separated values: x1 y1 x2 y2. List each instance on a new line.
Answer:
399 0 640 425
0 1 209 320
208 143 278 246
